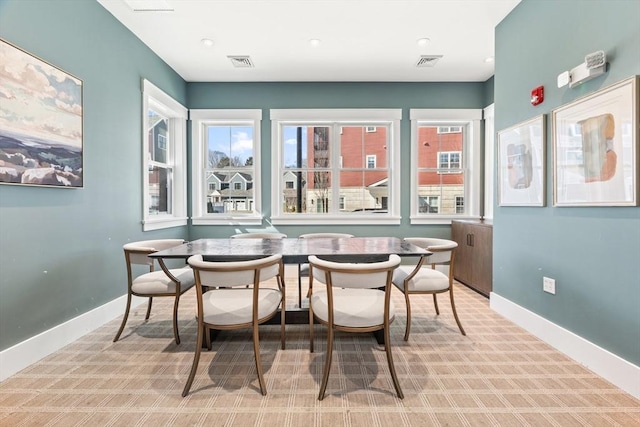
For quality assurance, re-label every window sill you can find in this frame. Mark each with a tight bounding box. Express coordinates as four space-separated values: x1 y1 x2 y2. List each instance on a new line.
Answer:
271 215 401 225
142 216 188 231
410 215 481 225
192 215 263 226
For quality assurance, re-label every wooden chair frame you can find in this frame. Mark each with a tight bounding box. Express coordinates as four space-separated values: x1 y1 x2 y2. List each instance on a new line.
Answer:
114 239 192 345
396 239 465 341
182 254 286 397
308 255 403 400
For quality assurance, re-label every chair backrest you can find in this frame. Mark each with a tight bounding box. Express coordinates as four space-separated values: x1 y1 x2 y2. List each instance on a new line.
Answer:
299 233 355 239
188 254 282 287
404 237 457 265
230 232 287 239
123 239 186 266
309 254 401 289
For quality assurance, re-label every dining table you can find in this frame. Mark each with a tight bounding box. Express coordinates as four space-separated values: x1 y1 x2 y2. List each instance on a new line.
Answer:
150 236 429 343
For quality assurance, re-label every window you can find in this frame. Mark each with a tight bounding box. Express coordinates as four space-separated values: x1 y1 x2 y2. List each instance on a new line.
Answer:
142 80 187 231
455 196 464 214
419 196 440 213
410 109 482 223
366 155 377 169
270 109 401 224
438 151 461 172
190 109 262 224
437 126 462 134
365 126 377 133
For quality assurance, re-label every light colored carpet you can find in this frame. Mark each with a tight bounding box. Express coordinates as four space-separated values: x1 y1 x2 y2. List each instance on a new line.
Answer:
1 265 638 426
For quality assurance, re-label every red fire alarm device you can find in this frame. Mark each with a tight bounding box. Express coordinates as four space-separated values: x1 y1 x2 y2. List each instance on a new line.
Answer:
531 86 544 106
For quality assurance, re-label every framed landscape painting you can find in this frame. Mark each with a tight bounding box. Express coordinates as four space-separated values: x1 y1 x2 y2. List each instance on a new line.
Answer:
552 76 638 206
497 115 546 206
0 39 83 188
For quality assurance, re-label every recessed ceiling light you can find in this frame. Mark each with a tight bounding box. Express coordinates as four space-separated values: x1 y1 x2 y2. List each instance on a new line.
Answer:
417 38 430 47
201 38 214 47
309 39 321 47
484 56 495 63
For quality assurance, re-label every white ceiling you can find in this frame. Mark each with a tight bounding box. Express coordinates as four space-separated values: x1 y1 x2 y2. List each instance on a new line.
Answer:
97 0 520 82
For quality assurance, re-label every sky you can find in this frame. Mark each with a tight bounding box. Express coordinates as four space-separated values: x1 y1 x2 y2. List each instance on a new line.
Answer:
0 40 82 148
207 125 310 168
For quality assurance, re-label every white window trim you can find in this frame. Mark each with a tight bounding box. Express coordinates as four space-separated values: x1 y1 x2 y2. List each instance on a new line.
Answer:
483 103 495 219
141 79 188 231
190 109 262 225
270 109 401 225
409 108 482 225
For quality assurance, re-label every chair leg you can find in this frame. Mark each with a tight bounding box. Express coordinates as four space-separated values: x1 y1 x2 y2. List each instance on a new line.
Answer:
297 264 303 308
172 295 181 345
280 275 286 350
145 297 153 320
449 287 466 336
403 291 412 342
432 294 440 315
318 325 334 400
384 324 404 399
113 293 132 342
182 320 204 397
253 321 267 396
309 302 315 353
204 325 212 351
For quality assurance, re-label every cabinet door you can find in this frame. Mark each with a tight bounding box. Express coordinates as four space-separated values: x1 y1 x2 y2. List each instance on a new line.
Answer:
471 224 492 296
452 222 473 285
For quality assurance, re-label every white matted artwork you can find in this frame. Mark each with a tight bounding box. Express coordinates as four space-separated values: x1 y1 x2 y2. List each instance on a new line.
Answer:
552 76 638 206
497 115 546 206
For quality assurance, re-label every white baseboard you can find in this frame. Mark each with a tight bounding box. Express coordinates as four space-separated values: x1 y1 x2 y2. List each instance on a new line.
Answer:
490 292 640 399
0 295 145 382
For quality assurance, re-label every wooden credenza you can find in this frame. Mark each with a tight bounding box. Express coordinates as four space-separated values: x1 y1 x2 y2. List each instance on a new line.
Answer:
451 220 493 297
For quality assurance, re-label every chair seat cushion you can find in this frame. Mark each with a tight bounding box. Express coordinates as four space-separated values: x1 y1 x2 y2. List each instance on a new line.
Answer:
299 263 310 275
310 288 395 328
131 267 195 294
392 266 450 292
201 288 282 326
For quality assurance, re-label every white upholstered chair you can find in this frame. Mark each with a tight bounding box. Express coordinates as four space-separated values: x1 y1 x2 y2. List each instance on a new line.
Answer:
392 238 465 340
308 254 404 400
297 233 354 308
114 239 194 345
182 254 286 397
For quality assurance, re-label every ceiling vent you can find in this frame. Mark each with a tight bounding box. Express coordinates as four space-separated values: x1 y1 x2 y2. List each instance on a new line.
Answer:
124 0 174 12
228 56 255 68
416 55 443 68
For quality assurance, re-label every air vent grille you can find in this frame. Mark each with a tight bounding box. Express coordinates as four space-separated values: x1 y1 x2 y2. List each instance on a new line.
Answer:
416 55 443 68
228 56 255 68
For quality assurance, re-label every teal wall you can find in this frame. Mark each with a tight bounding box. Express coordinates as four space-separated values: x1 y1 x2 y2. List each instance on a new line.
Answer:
0 0 187 350
187 82 486 240
494 0 640 365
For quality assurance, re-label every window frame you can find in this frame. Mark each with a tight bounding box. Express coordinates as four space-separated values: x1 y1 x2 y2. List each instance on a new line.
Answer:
190 109 262 225
410 108 482 224
141 79 188 231
270 109 401 225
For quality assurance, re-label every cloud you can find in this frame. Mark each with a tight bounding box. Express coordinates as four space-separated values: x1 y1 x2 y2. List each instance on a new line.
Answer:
231 131 253 153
